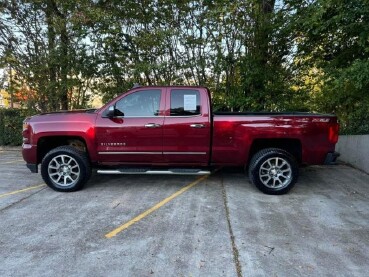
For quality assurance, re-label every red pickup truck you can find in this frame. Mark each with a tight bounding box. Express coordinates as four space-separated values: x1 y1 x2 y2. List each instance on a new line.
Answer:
22 86 339 194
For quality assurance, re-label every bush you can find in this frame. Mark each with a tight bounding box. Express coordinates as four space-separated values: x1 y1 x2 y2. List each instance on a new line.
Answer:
339 108 369 135
0 109 30 146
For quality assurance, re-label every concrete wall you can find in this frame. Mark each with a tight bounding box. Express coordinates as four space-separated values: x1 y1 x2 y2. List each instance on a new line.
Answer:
336 135 369 174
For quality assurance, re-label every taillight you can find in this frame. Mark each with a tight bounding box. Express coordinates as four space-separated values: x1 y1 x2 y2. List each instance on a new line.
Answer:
328 123 339 144
22 120 30 144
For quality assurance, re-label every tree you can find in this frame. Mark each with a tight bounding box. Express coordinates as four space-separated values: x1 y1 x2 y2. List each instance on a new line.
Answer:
290 0 369 133
1 0 367 136
0 0 97 112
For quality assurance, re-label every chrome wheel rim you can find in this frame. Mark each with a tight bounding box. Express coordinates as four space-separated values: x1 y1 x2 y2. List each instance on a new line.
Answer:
48 155 80 187
259 157 292 189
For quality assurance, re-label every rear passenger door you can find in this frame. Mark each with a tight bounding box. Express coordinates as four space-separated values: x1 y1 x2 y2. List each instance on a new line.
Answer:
162 88 211 165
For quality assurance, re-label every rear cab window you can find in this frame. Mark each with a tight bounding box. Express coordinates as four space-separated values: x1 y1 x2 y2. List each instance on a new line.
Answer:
170 89 201 116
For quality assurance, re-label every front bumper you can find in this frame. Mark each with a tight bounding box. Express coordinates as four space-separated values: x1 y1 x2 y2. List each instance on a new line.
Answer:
22 143 38 173
324 151 340 165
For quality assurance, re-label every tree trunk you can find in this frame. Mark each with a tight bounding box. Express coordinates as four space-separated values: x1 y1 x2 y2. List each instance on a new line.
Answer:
60 21 69 110
45 0 57 111
9 66 14 109
47 0 69 110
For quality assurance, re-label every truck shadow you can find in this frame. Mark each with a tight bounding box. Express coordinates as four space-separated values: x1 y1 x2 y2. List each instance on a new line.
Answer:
85 171 200 190
82 165 353 197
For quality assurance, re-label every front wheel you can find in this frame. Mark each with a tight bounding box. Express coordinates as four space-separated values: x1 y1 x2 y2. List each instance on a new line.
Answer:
248 148 298 195
41 146 91 192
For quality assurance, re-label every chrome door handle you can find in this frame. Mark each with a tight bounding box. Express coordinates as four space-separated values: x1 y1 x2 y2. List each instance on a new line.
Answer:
145 123 161 128
190 124 205 128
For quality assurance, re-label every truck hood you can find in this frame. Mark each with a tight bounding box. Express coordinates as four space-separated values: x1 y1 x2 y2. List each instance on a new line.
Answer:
38 109 97 116
25 109 98 123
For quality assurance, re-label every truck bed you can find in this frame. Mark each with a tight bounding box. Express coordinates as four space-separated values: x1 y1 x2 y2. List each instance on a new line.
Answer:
213 111 335 117
211 112 338 166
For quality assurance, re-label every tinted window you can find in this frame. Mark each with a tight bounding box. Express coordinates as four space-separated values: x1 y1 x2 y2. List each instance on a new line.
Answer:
170 89 200 116
116 90 161 117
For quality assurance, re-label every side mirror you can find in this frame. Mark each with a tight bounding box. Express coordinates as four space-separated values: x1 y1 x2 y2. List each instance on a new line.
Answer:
104 105 124 118
105 105 116 118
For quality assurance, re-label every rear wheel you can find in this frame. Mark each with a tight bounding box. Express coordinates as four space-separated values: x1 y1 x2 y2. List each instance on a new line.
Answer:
248 148 298 195
41 146 91 192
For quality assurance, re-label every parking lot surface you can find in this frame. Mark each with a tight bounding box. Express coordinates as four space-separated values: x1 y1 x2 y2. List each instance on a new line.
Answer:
1 149 369 277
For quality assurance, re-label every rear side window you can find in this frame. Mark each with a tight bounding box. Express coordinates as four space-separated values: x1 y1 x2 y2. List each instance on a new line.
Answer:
170 89 200 116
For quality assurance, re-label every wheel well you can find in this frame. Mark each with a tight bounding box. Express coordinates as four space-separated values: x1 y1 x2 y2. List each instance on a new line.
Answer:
37 136 87 163
248 139 302 164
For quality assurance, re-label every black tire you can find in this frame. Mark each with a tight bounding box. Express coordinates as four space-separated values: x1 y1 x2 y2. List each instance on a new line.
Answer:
248 148 298 195
41 146 91 192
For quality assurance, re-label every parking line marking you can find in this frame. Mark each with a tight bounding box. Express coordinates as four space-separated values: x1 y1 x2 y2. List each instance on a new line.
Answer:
0 184 45 199
105 175 209 238
0 159 24 165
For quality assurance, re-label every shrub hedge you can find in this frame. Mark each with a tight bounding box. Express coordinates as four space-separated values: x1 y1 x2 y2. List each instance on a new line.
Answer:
0 108 31 146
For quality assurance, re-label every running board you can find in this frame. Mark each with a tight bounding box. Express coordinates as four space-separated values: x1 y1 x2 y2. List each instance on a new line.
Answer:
97 168 211 175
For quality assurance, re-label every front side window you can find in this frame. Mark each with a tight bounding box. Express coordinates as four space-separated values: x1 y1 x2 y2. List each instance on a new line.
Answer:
116 89 161 117
170 89 200 116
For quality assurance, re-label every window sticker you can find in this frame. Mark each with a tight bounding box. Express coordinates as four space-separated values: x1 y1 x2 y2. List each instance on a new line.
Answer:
183 95 197 111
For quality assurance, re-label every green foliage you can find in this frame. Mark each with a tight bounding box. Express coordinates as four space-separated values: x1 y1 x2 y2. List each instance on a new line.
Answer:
0 109 31 146
289 0 369 134
0 0 98 112
1 0 368 134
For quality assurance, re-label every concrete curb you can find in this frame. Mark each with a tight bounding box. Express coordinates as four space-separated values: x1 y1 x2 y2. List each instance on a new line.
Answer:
0 146 22 151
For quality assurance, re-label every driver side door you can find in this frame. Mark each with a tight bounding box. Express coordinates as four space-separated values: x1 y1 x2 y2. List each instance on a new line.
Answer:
95 88 165 164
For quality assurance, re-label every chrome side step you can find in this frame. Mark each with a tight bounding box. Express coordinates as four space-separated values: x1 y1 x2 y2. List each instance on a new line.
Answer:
97 168 211 175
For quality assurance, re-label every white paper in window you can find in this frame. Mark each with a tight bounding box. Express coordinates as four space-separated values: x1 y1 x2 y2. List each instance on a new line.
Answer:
184 95 197 111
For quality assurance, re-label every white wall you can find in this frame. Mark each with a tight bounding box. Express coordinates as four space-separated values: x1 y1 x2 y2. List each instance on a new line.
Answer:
336 135 369 174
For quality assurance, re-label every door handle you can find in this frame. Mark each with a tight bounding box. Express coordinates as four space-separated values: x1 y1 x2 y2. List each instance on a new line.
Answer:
145 123 161 128
190 124 206 128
